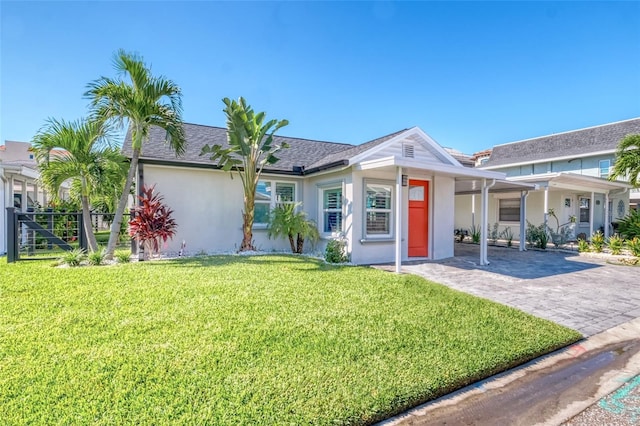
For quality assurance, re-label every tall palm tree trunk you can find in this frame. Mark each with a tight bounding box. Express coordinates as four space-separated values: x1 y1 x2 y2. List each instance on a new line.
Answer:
240 191 256 251
81 195 98 252
105 148 139 258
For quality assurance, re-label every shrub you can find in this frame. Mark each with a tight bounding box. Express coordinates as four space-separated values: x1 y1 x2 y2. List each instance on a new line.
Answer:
267 203 319 254
129 185 177 260
115 250 131 263
61 248 86 267
488 223 499 244
590 231 605 253
607 234 624 255
617 209 640 239
325 238 348 263
500 227 514 247
469 225 481 244
628 237 640 257
578 239 589 253
87 249 106 266
526 221 548 249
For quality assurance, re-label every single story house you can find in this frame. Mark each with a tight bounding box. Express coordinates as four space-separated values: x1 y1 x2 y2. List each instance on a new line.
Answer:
123 124 534 268
456 118 638 242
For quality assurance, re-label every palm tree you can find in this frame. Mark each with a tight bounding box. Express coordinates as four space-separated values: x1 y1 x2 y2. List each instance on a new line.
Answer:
85 49 186 258
610 134 640 186
200 97 289 251
32 118 126 253
267 203 319 253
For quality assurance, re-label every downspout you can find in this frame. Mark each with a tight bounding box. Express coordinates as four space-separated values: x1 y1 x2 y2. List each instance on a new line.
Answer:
604 192 610 238
543 186 549 229
395 166 403 273
480 179 496 266
520 190 529 251
590 191 595 238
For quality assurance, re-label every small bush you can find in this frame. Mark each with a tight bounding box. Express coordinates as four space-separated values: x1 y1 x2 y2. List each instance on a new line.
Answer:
61 248 86 267
115 250 131 263
325 238 348 263
526 221 548 249
489 223 499 244
617 209 640 239
590 231 605 253
87 249 106 266
628 237 640 257
469 225 481 244
500 227 514 247
578 239 589 253
607 234 624 255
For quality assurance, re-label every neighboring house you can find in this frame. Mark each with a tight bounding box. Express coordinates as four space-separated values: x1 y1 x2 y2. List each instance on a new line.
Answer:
1 141 42 255
123 124 532 267
455 118 639 242
0 141 69 255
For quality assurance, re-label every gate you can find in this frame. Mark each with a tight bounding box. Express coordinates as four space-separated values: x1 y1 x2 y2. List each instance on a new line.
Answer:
5 208 132 262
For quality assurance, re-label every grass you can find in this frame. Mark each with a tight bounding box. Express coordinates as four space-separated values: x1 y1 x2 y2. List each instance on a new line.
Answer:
0 255 581 425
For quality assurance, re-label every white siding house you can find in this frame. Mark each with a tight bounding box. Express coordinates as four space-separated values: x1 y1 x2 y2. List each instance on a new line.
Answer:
456 118 639 241
124 124 525 267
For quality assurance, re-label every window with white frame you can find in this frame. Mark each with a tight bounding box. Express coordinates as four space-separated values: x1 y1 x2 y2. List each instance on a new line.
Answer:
254 180 296 225
365 182 393 237
579 197 590 223
599 160 610 178
321 187 343 234
498 198 520 222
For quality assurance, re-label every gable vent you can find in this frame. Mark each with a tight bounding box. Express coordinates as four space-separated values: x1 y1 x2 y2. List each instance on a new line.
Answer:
403 144 415 158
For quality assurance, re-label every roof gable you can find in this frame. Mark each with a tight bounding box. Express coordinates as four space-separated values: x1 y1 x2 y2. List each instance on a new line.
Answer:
484 117 640 168
123 123 463 175
349 127 461 167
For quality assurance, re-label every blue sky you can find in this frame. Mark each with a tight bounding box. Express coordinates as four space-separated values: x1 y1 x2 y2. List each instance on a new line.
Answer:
2 1 639 154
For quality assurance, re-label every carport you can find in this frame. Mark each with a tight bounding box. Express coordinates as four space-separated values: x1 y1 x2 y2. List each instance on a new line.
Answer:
455 178 538 265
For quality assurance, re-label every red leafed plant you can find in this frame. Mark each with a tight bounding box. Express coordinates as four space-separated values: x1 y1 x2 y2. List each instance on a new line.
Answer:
129 185 177 259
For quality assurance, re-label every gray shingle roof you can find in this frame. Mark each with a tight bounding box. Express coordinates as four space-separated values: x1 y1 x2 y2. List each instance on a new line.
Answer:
483 118 640 168
122 122 407 175
304 128 408 170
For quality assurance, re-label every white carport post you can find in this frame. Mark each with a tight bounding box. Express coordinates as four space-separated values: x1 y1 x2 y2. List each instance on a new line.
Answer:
520 190 529 251
604 192 610 238
395 166 403 273
543 186 549 228
471 194 476 228
590 191 595 237
480 179 496 266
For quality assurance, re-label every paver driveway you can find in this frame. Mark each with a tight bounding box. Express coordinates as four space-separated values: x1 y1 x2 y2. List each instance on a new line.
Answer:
399 244 640 336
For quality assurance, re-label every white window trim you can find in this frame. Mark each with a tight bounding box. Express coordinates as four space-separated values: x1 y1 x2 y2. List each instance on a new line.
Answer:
599 159 611 178
363 179 394 240
254 179 298 228
318 182 344 237
498 198 521 223
579 197 590 224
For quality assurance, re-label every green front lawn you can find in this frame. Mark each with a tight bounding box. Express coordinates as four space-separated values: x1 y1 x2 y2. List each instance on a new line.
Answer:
0 255 581 425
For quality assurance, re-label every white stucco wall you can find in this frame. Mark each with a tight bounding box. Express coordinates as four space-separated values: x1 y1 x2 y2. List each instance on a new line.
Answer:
142 164 297 255
431 175 455 259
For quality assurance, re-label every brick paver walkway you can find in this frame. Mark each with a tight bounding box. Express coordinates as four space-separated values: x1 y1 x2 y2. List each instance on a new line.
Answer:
398 244 640 336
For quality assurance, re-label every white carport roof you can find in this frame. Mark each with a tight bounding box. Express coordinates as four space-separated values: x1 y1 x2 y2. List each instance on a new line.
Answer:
507 172 632 193
355 156 538 193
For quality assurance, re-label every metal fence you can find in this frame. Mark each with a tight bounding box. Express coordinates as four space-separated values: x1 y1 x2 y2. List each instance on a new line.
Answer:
5 207 131 262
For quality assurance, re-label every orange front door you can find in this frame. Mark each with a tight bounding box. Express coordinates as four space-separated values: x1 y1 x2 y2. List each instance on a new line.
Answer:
408 180 429 257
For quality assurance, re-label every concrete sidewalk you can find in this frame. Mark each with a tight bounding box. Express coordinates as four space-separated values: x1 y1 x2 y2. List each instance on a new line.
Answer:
380 318 640 425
